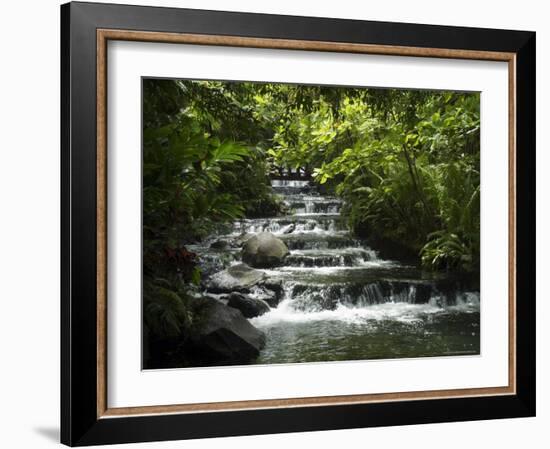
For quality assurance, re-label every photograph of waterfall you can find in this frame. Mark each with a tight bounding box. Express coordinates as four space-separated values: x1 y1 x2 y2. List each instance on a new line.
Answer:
142 78 481 369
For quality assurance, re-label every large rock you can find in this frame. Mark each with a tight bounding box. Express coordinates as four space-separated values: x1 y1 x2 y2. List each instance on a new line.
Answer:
242 232 289 268
234 233 253 248
227 292 270 318
192 298 266 363
206 263 266 293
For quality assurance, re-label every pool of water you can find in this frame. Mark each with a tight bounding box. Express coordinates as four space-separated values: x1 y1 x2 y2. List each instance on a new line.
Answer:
253 301 480 364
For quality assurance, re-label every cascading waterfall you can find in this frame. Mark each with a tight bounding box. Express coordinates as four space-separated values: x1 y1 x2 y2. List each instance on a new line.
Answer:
197 177 480 364
258 179 478 313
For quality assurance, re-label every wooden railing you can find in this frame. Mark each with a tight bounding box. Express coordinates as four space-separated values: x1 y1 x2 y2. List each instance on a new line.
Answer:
270 166 312 181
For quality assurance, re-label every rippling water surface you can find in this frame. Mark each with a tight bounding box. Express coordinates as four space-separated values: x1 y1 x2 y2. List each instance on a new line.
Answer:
252 299 480 364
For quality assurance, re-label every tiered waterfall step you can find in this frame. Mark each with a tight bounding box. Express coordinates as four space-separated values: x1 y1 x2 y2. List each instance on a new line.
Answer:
281 194 343 214
278 232 360 250
260 264 480 311
232 214 344 235
285 248 378 267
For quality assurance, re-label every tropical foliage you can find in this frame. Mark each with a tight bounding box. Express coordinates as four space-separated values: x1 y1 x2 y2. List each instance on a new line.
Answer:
298 89 481 271
142 80 283 343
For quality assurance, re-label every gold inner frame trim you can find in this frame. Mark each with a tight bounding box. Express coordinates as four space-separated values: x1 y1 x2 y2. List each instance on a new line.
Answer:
96 28 517 419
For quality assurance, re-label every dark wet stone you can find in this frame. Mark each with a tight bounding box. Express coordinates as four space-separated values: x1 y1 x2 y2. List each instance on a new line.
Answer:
227 292 270 318
191 298 266 363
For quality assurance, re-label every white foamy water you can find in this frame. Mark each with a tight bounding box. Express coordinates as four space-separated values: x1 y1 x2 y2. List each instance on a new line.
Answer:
261 262 397 276
236 225 344 236
231 216 342 236
293 212 341 217
252 300 440 326
279 262 397 271
252 292 480 327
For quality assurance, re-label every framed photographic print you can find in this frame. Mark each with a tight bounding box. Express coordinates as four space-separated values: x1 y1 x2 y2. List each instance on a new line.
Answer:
60 1 536 446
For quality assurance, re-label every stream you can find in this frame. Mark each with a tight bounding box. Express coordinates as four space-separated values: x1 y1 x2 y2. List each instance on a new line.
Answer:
192 178 480 364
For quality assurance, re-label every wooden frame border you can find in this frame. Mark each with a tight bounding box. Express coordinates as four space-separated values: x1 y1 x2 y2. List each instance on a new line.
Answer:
96 28 517 419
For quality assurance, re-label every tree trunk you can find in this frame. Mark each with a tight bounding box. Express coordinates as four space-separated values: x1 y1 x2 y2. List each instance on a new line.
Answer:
402 144 432 220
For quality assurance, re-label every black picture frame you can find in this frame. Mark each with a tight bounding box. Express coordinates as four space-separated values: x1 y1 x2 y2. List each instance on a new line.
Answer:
61 1 536 446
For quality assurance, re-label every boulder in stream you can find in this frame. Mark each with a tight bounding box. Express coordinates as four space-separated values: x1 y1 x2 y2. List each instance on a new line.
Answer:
242 232 289 268
192 297 266 363
234 233 253 248
227 292 270 318
206 263 266 293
